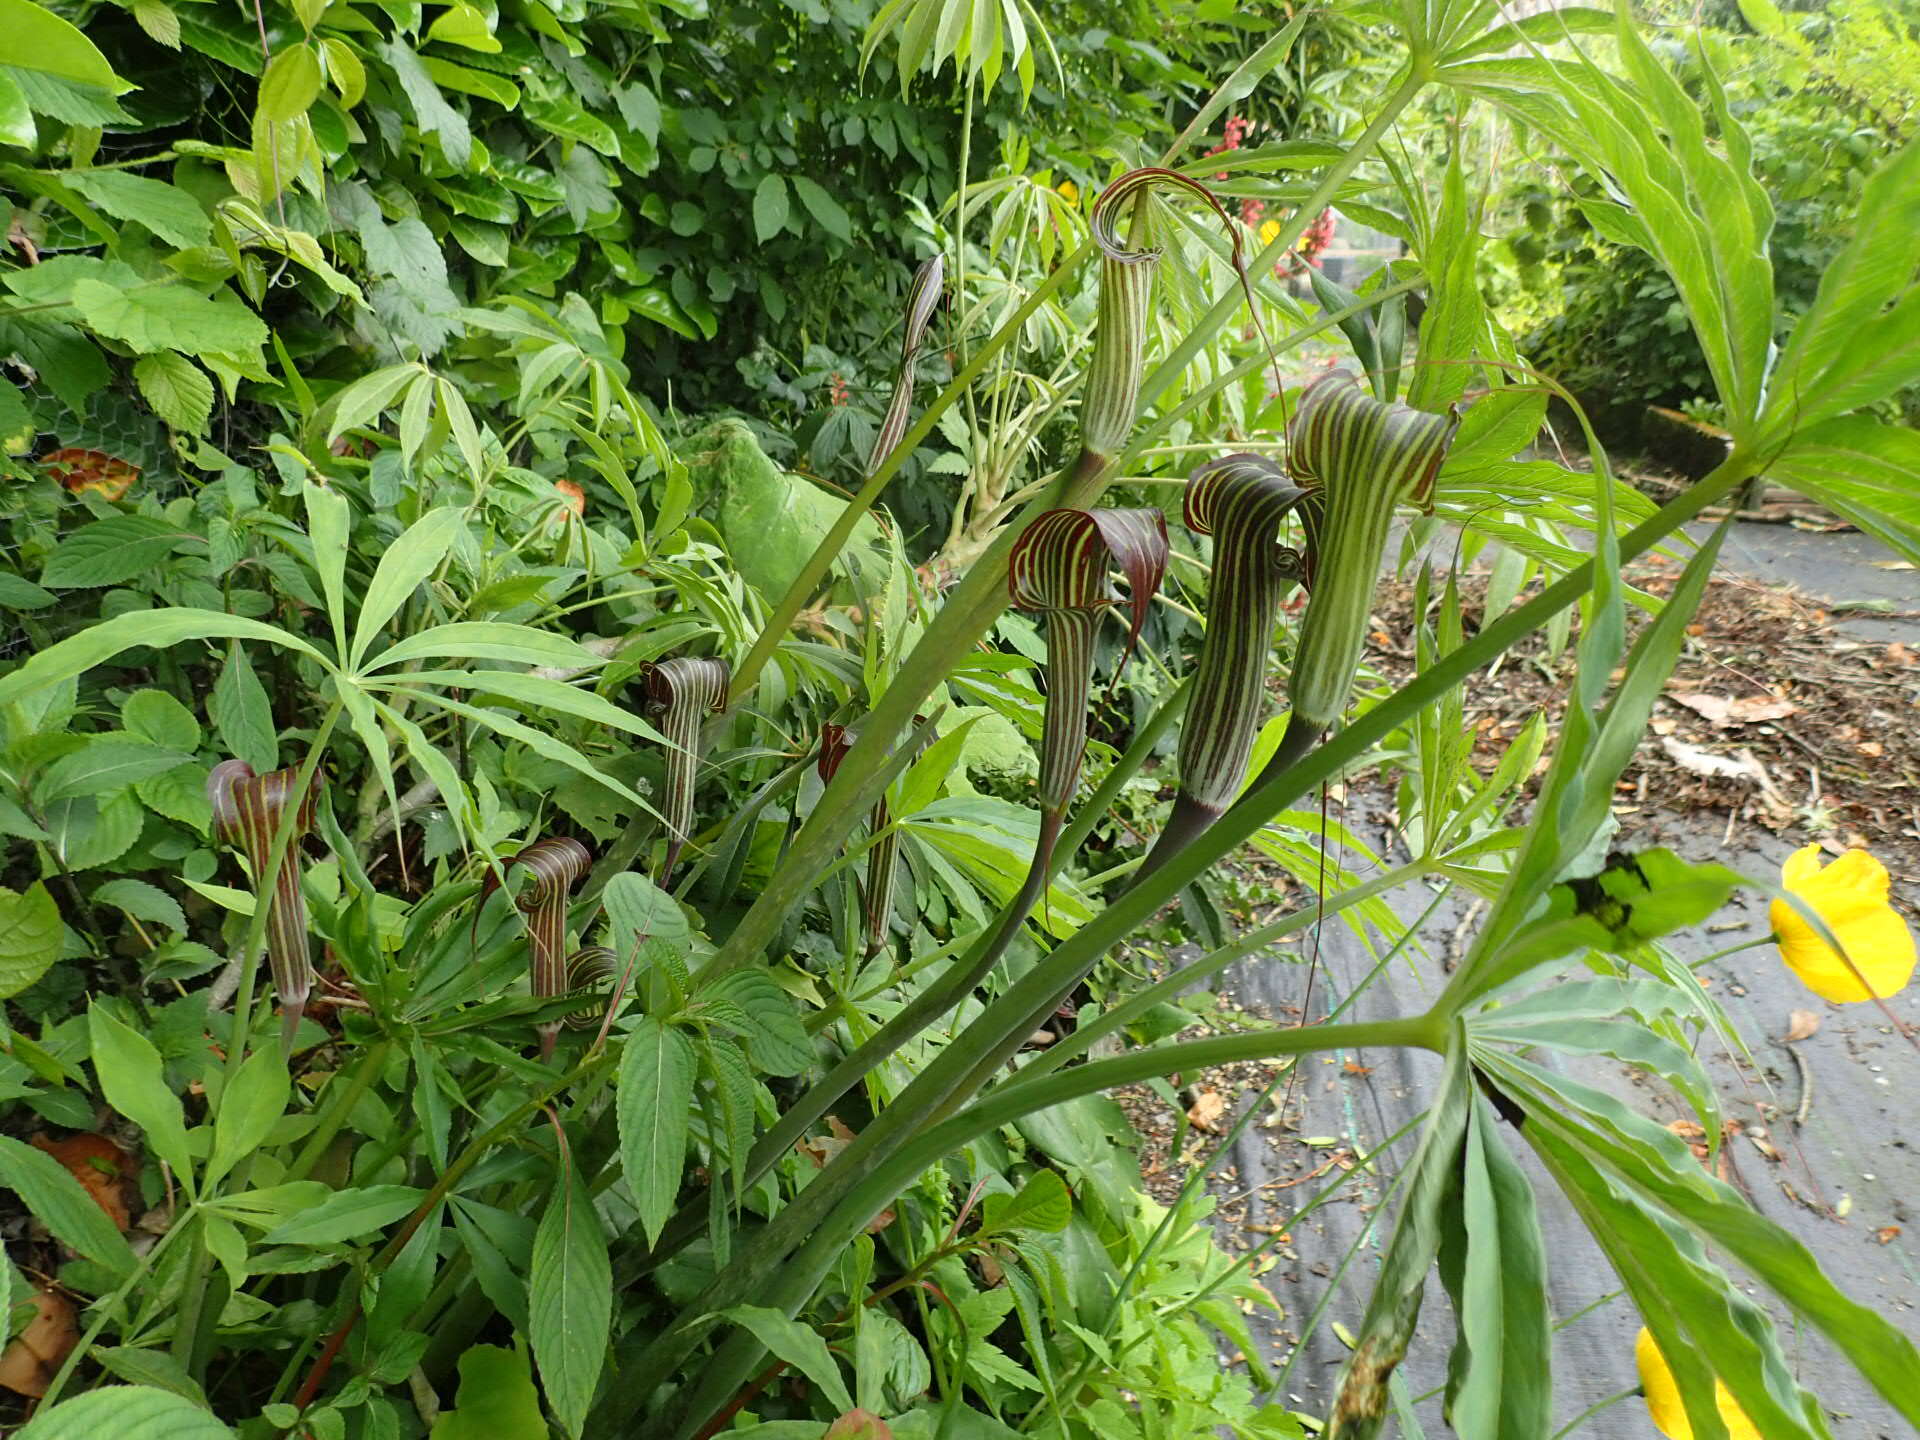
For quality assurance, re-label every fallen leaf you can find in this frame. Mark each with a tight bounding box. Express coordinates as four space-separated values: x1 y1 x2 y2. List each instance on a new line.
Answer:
1859 741 1886 758
1784 1010 1821 1043
31 1132 133 1232
1186 1089 1228 1133
1341 1060 1372 1076
40 448 139 501
1874 1226 1902 1245
1670 693 1799 727
0 1287 77 1397
796 1115 859 1169
862 1206 896 1236
1871 560 1916 571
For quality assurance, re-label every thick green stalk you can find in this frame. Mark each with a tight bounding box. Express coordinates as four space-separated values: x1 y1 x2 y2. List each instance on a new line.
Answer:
669 1016 1439 1437
726 243 1097 708
605 458 1752 1429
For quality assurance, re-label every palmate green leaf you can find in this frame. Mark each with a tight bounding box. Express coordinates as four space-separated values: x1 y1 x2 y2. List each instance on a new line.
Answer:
0 613 325 713
89 1003 196 1196
15 1387 235 1440
1767 415 1920 564
1766 137 1920 435
1514 1093 1834 1440
363 620 602 673
393 671 666 746
1405 151 1484 414
618 1017 696 1247
346 505 465 669
0 882 64 999
327 362 426 441
1325 1039 1473 1440
0 1133 139 1278
303 481 351 659
530 1160 610 1437
1491 1052 1920 1428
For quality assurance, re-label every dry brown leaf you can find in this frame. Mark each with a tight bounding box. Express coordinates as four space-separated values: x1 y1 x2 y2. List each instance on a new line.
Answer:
796 1115 859 1169
1670 693 1799 727
1874 1226 1903 1245
862 1206 896 1236
30 1133 133 1232
0 1287 77 1398
1784 1010 1822 1043
1186 1089 1228 1133
1342 1060 1373 1076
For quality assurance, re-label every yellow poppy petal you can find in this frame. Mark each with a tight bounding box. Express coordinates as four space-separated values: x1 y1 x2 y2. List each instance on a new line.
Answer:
1780 843 1824 888
1820 846 1892 900
1635 1328 1763 1440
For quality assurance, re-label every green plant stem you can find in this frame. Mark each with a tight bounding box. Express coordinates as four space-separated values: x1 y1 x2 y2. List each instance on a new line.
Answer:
666 1016 1438 1438
174 698 344 1379
284 1037 395 1183
624 679 1191 1276
1550 1387 1641 1438
608 457 1754 1431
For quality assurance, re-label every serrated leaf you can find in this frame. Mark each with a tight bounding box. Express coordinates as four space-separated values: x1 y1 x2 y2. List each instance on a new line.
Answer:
64 170 209 247
15 1386 233 1439
617 1018 695 1247
703 971 811 1075
91 878 186 934
121 689 201 751
40 515 193 589
71 279 266 358
752 173 789 244
0 882 62 1000
258 43 321 121
131 0 180 49
529 1162 609 1437
37 740 191 802
133 353 215 434
979 1169 1072 1236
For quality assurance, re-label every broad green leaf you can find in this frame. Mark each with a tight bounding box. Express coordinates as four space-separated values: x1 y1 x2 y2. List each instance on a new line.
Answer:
206 1047 289 1189
386 671 665 745
617 1017 696 1247
0 571 51 611
258 43 322 120
362 620 602 673
63 170 211 247
71 279 267 357
753 174 789 244
263 1184 424 1244
702 971 810 1075
132 0 180 49
0 0 130 91
303 480 351 660
37 740 190 803
89 1003 195 1196
343 505 455 668
722 1306 855 1413
327 363 424 441
209 642 278 773
1768 415 1920 564
40 514 194 589
529 1163 610 1437
978 1169 1071 1236
426 3 501 52
0 883 62 999
89 1349 207 1407
380 40 471 167
15 1386 234 1440
91 877 187 934
0 1134 139 1279
320 36 365 108
790 175 852 242
132 352 214 433
0 69 34 147
603 870 691 943
430 1345 547 1440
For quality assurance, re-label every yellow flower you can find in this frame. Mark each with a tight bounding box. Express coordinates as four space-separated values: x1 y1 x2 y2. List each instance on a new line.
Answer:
1055 179 1078 204
1259 218 1281 247
1769 844 1916 1002
1635 1328 1762 1440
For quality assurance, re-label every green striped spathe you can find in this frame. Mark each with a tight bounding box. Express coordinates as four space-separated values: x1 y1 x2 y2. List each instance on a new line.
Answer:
641 657 731 878
1288 370 1457 731
208 759 317 1033
1174 455 1310 815
865 253 945 476
1009 507 1169 818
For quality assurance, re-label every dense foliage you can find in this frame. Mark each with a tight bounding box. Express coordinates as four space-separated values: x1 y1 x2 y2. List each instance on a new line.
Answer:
1 0 1919 1438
